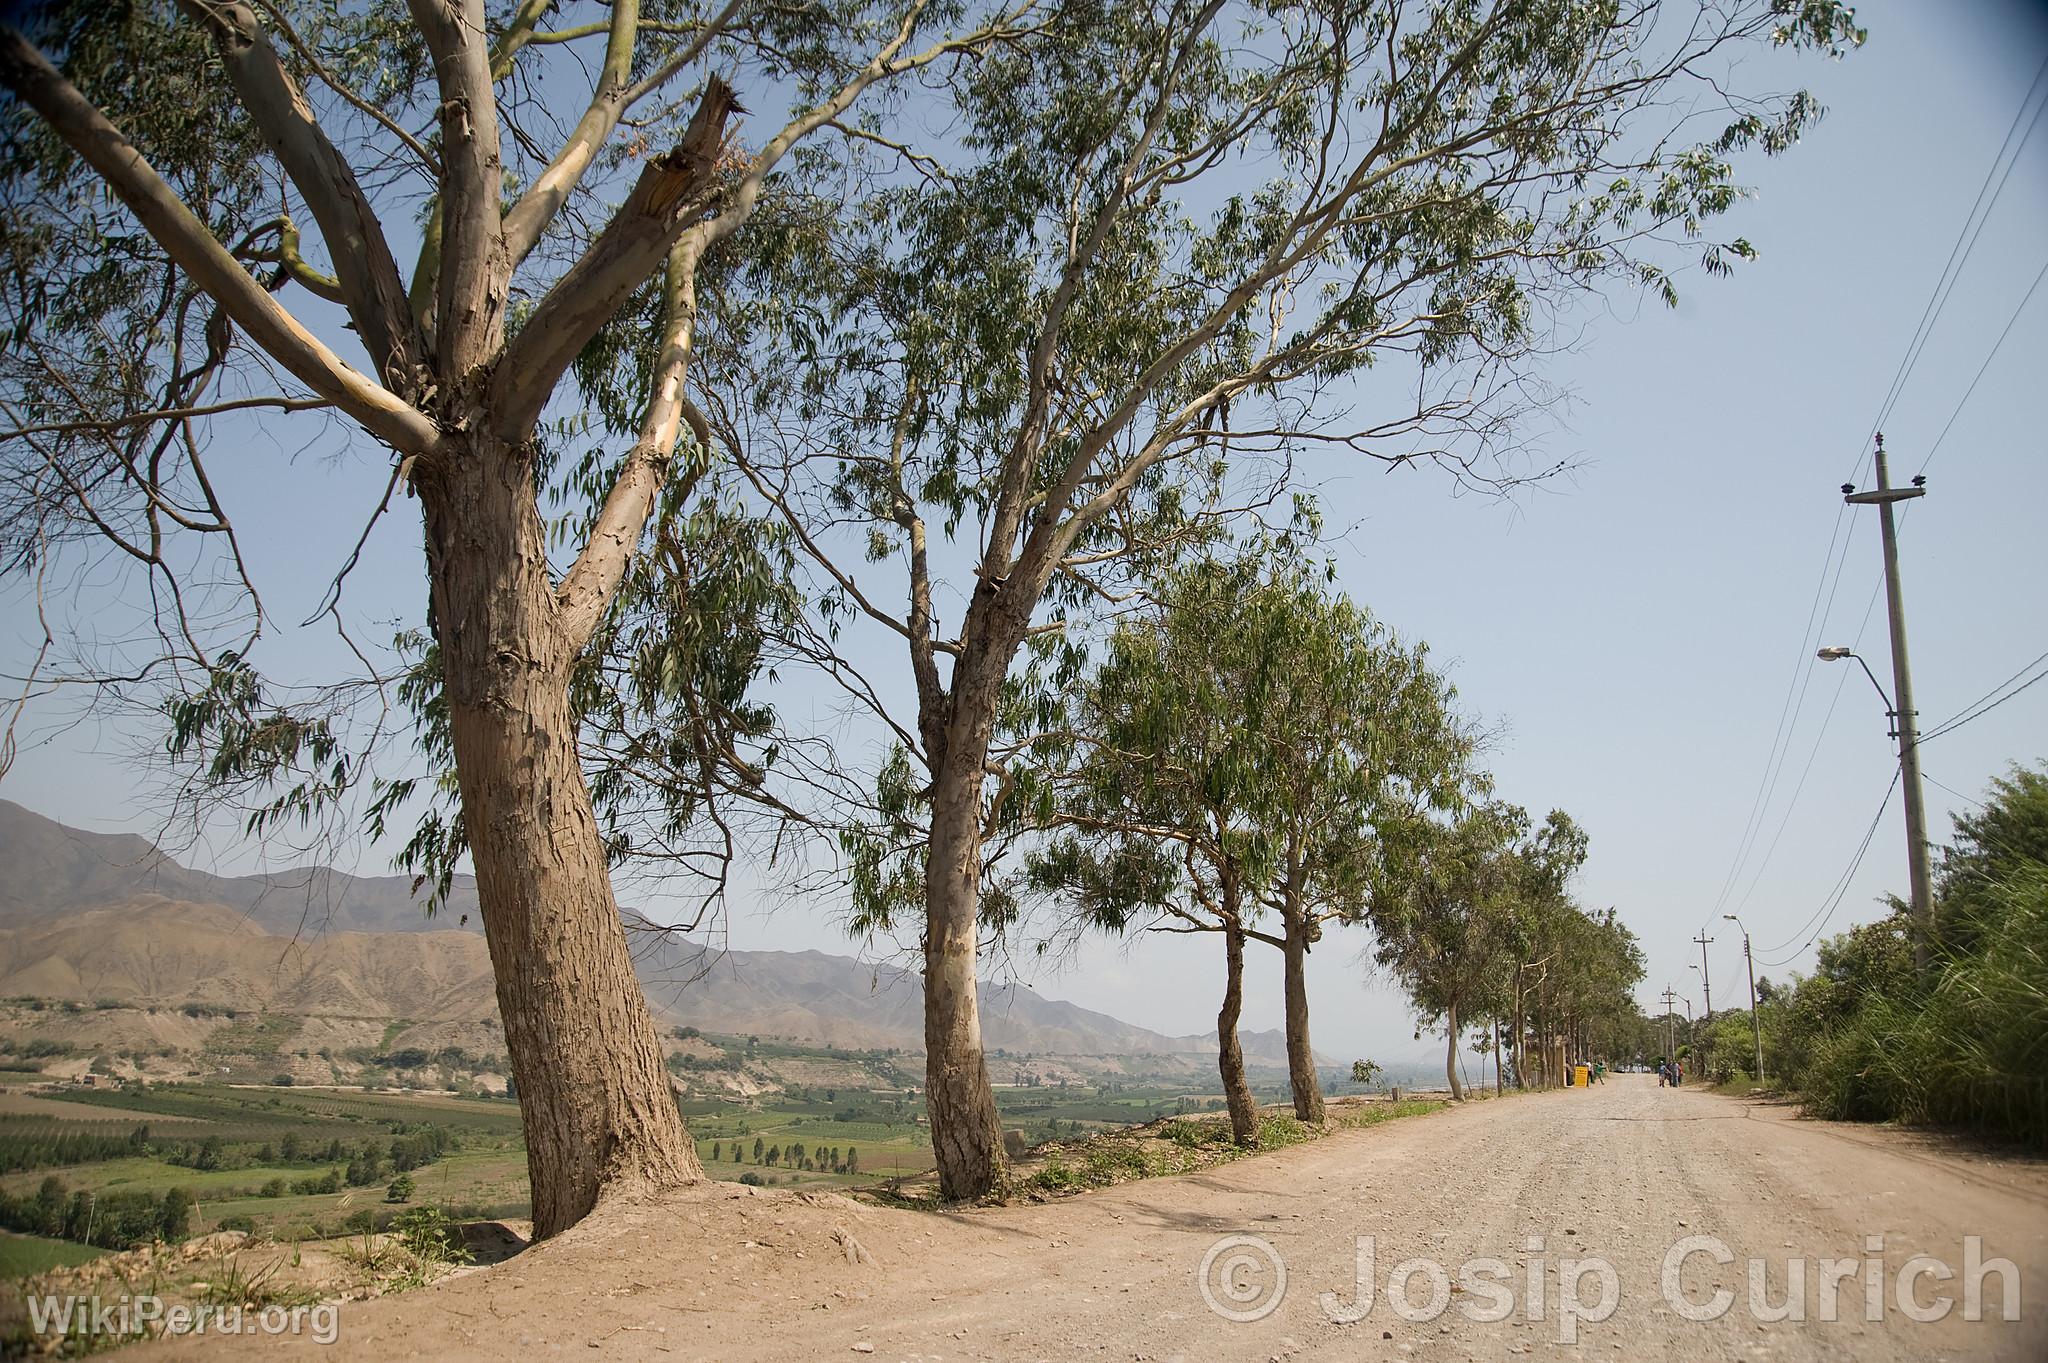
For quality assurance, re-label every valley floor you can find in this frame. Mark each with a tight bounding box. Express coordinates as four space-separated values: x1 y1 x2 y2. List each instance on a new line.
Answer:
128 1076 2048 1361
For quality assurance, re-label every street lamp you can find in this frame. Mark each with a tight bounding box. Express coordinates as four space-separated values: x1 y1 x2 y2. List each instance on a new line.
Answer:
1818 642 1935 969
1817 646 1894 718
1725 915 1765 1082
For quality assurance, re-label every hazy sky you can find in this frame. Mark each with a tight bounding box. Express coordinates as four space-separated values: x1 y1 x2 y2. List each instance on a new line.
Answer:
4 0 2045 1071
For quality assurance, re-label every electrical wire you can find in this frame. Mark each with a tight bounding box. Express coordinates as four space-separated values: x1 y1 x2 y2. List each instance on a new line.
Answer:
1871 50 2048 437
1916 254 2048 475
1754 767 1900 967
1694 61 2047 939
1691 51 2047 967
1927 648 2048 734
1921 664 2048 744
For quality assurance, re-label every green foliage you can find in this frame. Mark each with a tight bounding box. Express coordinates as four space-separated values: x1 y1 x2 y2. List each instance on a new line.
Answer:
386 1173 416 1204
0 1173 196 1249
1033 544 1472 949
391 1206 470 1265
1788 868 2048 1145
1766 764 2048 1146
1161 1119 1224 1150
0 1124 154 1174
1933 763 2048 954
1254 1115 1311 1149
1333 1099 1447 1130
1025 1156 1083 1192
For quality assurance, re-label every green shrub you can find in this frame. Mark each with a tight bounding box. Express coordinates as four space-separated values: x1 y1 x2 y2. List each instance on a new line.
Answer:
1026 1157 1083 1192
392 1206 470 1264
1161 1119 1220 1149
1255 1115 1311 1148
1792 864 2048 1147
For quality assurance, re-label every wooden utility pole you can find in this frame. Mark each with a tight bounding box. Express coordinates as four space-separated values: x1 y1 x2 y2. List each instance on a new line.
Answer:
1844 434 1934 969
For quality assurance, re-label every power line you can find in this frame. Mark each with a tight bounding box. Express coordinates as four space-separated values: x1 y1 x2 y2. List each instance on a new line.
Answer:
1696 504 1850 935
1695 54 2048 950
1725 660 1856 919
1922 664 2048 744
1916 254 2048 475
1927 647 2048 734
1871 50 2048 437
1755 767 1900 966
1922 772 1982 811
1756 766 1895 956
1737 240 2048 928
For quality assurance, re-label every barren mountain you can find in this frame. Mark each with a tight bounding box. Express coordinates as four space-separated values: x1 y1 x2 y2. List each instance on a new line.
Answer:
0 801 1293 1065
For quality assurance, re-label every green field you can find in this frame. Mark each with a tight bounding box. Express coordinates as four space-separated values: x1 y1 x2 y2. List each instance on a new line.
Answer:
0 1065 1286 1276
0 1231 104 1277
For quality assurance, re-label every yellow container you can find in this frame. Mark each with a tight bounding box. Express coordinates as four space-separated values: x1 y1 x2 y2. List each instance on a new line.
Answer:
1573 1065 1591 1087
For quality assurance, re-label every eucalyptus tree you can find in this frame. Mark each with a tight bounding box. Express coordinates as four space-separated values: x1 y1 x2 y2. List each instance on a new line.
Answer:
1054 552 1470 1129
1032 549 1442 1143
1494 809 1592 1084
0 0 1031 1236
708 0 1860 1193
1374 802 1528 1100
1228 563 1471 1121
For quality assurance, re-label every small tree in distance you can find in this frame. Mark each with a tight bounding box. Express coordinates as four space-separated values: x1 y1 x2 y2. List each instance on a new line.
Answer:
1034 548 1471 1139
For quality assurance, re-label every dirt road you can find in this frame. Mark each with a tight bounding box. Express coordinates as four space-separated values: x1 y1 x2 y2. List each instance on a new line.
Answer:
138 1075 2045 1361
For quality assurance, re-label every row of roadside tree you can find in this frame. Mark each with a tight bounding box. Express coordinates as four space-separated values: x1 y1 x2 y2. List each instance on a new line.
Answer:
0 0 1861 1227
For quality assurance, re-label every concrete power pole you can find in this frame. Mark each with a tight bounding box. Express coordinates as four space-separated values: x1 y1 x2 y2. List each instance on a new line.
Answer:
1844 434 1934 969
1660 986 1679 1067
1741 931 1764 1081
1692 933 1715 1019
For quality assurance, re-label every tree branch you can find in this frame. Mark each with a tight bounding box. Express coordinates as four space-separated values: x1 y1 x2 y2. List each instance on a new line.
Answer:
0 395 331 441
180 1 426 387
487 78 741 442
0 26 444 456
502 0 746 271
555 234 709 653
409 0 507 374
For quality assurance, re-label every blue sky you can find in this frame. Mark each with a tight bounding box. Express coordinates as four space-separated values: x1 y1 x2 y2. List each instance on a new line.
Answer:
3 0 2045 1068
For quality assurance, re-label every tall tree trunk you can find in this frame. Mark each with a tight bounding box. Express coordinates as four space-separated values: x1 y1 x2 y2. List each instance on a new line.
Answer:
1218 917 1259 1145
1512 984 1526 1091
1493 1015 1503 1097
921 748 1004 1199
1280 910 1324 1123
1444 1000 1464 1101
423 439 698 1239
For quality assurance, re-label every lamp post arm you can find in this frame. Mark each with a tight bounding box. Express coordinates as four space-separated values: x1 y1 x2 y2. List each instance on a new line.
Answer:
1850 653 1894 713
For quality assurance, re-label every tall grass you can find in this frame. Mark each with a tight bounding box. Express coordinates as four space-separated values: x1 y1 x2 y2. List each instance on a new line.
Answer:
1799 865 2048 1147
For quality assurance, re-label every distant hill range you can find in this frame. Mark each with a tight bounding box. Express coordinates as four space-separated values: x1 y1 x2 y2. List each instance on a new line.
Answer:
0 800 1294 1067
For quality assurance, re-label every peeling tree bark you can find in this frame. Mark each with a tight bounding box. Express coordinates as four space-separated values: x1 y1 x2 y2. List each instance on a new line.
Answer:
1218 915 1259 1146
1444 999 1464 1101
420 438 700 1238
1280 904 1324 1124
920 699 1006 1200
